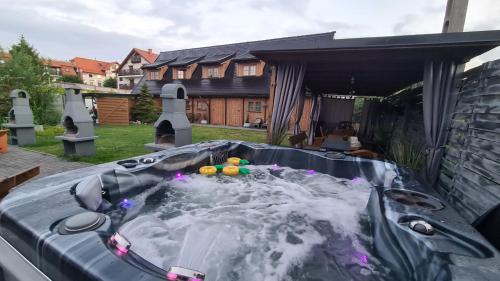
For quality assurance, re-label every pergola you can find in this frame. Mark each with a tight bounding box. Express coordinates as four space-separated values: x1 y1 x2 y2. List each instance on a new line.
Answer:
252 30 500 184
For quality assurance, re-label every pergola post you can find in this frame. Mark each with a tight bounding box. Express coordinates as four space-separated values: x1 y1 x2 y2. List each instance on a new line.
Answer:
266 65 277 144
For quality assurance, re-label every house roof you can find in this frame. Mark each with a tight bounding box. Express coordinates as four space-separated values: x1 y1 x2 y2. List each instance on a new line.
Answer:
1 52 11 62
251 30 500 96
117 48 158 71
45 59 77 76
169 56 204 67
144 31 336 69
71 57 116 75
198 53 235 64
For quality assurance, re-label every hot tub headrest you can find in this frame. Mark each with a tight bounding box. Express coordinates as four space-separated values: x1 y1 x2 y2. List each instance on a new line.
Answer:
75 175 103 211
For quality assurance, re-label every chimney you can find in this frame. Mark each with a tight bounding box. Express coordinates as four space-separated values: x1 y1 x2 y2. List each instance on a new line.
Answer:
148 48 152 54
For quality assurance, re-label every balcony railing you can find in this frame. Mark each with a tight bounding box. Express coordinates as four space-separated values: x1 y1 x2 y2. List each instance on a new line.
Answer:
118 69 143 76
118 84 133 90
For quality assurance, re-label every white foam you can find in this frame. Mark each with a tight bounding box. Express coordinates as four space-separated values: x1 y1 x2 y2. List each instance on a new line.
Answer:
119 165 375 281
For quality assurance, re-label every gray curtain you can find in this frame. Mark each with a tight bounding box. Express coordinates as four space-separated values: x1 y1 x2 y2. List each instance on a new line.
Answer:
357 99 379 142
319 98 355 130
423 59 458 185
270 63 306 144
293 87 306 136
307 94 322 145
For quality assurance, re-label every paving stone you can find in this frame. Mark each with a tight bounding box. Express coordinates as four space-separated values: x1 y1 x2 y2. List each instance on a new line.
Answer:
0 146 92 182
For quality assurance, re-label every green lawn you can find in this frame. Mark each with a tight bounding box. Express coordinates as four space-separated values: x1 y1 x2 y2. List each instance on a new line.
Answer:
24 125 267 164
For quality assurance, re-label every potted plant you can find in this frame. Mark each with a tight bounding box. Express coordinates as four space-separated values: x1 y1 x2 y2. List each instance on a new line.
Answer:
243 114 251 128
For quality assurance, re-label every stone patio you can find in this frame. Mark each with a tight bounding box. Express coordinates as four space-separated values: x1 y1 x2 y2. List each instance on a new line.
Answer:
0 145 92 182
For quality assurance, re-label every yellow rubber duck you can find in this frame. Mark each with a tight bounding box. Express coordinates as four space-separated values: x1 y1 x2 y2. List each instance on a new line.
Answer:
227 157 241 166
222 165 239 176
199 166 217 175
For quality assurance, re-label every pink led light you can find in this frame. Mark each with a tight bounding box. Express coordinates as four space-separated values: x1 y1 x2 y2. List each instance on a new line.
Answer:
116 245 128 254
190 278 202 281
166 272 178 280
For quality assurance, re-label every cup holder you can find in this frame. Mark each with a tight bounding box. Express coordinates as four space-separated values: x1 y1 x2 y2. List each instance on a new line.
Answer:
117 159 139 169
384 189 444 211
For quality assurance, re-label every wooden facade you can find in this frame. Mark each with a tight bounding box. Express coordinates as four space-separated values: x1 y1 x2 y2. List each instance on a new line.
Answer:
96 96 131 125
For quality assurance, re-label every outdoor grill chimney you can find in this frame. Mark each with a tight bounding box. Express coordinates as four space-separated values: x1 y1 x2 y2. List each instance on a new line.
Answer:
2 89 36 145
145 84 192 151
148 48 152 54
55 88 97 156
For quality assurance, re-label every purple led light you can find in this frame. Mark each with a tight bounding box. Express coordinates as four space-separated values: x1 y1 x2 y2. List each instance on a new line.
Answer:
306 169 316 175
351 177 365 185
190 279 202 281
119 198 133 209
175 172 187 181
359 254 368 264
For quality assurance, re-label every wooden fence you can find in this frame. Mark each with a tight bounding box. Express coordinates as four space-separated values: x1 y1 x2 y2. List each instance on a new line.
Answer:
438 60 500 223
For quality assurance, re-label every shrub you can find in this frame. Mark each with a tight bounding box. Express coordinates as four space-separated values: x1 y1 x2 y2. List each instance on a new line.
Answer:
390 140 425 171
61 75 83 84
131 84 159 123
103 77 117 88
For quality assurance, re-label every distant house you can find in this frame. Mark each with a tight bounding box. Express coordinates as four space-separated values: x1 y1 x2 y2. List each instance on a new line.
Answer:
45 59 77 81
0 52 11 64
71 57 119 87
116 48 158 90
131 34 327 127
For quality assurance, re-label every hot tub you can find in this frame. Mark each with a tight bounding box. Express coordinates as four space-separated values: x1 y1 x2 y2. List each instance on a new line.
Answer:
0 141 498 281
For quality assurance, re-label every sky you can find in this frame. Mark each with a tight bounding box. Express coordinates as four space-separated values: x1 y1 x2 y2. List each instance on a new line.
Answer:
0 0 499 69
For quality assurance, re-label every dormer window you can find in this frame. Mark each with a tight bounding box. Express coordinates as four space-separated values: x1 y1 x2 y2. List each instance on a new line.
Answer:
177 69 186 79
149 71 159 80
243 64 257 76
207 67 219 78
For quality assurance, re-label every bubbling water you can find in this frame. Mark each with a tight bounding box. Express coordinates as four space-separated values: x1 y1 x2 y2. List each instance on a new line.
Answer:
118 165 390 281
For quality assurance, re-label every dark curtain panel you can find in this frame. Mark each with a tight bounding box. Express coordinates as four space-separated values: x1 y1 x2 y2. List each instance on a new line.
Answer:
293 88 306 135
270 63 306 144
423 59 458 185
357 100 379 142
307 94 322 145
319 98 355 131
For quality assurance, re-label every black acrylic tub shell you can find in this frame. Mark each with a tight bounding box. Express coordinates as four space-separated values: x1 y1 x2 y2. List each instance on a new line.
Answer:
0 141 499 281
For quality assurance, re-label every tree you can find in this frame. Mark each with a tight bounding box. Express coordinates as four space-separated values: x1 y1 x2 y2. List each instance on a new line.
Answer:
0 36 63 124
131 84 159 123
61 75 83 84
103 77 117 88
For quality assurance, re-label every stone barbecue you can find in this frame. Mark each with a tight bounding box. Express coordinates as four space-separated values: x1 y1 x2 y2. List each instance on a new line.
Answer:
55 89 97 156
145 83 192 151
2 89 36 145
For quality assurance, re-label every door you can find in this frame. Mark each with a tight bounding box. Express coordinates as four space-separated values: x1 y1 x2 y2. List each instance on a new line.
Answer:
210 98 225 125
226 98 244 127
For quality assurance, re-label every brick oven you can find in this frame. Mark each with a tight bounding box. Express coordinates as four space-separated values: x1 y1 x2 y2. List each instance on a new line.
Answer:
2 89 36 145
56 89 97 156
145 84 192 151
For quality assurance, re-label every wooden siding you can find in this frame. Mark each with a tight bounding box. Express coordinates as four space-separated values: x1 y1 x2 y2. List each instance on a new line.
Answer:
96 96 130 125
235 61 266 77
210 98 225 125
243 97 267 124
438 60 500 223
226 98 244 126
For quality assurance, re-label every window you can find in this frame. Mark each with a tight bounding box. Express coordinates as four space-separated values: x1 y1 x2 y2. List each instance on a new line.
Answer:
186 100 191 110
89 74 93 78
177 69 185 79
197 100 208 111
243 64 257 76
150 71 159 80
248 101 262 112
119 77 123 81
207 66 219 78
131 54 141 63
